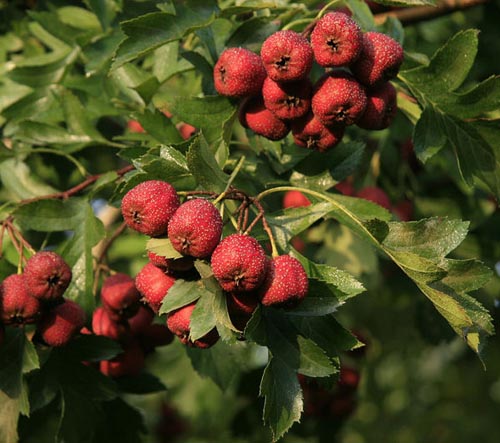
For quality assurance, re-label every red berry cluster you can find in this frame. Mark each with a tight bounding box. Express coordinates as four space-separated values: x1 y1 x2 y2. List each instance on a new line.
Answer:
121 180 310 348
0 251 86 347
89 273 174 377
213 11 403 152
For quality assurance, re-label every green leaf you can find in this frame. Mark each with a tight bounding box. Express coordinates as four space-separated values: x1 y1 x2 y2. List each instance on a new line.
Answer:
260 357 302 442
146 237 183 259
186 342 242 391
186 133 229 192
63 335 122 362
159 280 204 315
115 373 167 394
0 328 26 397
0 159 58 200
0 390 20 443
189 290 218 341
368 0 436 7
134 109 183 145
112 0 219 70
169 95 236 144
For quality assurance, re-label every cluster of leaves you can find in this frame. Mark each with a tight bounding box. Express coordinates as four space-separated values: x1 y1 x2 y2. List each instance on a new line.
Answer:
0 0 498 442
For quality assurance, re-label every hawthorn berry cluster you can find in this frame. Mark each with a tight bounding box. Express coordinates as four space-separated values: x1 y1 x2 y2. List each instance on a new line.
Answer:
89 273 174 377
213 11 403 152
0 251 86 347
121 180 310 348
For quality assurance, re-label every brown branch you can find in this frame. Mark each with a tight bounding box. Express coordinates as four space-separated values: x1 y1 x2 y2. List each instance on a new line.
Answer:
19 164 134 205
374 0 491 25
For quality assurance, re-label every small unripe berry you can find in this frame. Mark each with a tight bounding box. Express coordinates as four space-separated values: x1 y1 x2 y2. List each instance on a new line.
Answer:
121 180 180 237
259 255 308 308
211 234 268 293
356 82 397 130
38 299 86 347
23 251 72 301
262 77 312 121
310 12 363 67
239 96 290 141
292 112 345 152
312 72 367 126
214 47 266 97
356 186 391 210
351 32 404 87
178 122 197 140
0 274 41 325
261 30 314 82
128 120 145 133
282 191 311 209
166 302 219 349
168 199 223 259
135 263 176 313
101 273 141 319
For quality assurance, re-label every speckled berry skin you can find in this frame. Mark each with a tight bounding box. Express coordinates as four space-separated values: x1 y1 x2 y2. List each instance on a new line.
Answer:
282 191 311 209
259 255 308 308
357 82 397 130
23 251 72 301
92 306 131 342
351 32 404 87
100 340 145 377
38 299 86 347
121 180 180 237
312 72 367 126
260 30 313 82
147 252 194 274
0 274 41 325
292 112 345 152
262 77 312 120
356 186 391 210
166 302 219 349
168 199 223 259
101 273 141 319
214 47 267 97
239 96 290 141
211 234 268 293
135 263 176 313
310 12 363 67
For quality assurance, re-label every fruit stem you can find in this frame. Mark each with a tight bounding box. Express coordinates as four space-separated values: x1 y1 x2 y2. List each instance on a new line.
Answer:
282 18 314 31
316 0 342 19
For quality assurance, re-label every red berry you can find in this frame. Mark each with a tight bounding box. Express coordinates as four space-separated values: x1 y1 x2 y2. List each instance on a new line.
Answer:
0 274 41 325
260 30 313 82
128 305 155 335
211 234 268 293
351 31 404 86
239 95 290 141
127 120 145 133
135 263 176 313
338 366 361 393
23 251 72 301
357 82 397 130
166 302 219 349
121 180 180 237
262 77 312 120
168 199 223 259
259 255 308 308
38 299 86 347
335 180 355 196
310 12 363 67
147 252 194 274
282 191 311 209
92 306 131 342
292 112 345 152
357 186 391 210
178 122 197 140
312 72 367 126
214 47 266 98
393 200 413 221
100 340 145 377
226 292 259 331
139 324 174 352
101 273 141 319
